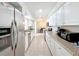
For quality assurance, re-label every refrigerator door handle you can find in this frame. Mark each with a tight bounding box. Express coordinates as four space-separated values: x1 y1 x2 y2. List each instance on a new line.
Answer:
11 20 18 56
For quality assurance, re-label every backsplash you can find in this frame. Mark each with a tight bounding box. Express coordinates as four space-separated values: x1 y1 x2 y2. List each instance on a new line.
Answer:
60 25 79 32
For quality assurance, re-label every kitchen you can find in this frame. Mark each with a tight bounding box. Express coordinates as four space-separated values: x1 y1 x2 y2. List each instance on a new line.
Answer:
0 2 79 56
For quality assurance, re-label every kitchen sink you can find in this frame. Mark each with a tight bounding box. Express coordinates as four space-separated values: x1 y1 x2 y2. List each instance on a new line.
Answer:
57 27 79 45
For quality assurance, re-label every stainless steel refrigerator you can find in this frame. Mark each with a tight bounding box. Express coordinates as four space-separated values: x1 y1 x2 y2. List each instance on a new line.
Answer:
0 3 25 56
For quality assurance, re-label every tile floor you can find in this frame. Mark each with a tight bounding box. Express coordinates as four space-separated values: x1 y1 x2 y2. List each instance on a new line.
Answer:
25 33 51 56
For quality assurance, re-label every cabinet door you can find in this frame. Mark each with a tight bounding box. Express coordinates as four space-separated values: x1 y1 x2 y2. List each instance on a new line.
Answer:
46 33 51 48
54 43 63 56
46 33 55 55
54 42 72 56
49 37 55 55
48 12 57 27
56 6 64 26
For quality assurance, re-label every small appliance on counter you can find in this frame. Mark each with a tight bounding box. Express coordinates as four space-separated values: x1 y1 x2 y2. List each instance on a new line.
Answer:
57 27 79 46
47 26 52 31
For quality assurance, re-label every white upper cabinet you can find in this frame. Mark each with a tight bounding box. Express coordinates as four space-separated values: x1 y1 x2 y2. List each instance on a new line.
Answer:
56 6 64 26
52 13 57 26
48 2 79 26
64 2 79 25
48 16 52 26
48 4 65 27
48 12 57 26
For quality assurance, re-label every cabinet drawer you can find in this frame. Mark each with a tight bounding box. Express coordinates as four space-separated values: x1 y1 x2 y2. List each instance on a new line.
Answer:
59 46 72 56
46 36 55 55
55 42 72 56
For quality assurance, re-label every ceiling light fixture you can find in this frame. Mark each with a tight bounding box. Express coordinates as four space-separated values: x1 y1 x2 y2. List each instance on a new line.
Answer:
39 9 42 13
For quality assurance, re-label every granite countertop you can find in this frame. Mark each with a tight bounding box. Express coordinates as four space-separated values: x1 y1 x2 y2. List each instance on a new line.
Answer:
0 34 11 39
46 31 78 56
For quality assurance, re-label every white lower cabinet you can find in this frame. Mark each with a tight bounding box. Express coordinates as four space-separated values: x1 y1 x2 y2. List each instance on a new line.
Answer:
46 32 72 56
54 42 72 56
46 33 55 55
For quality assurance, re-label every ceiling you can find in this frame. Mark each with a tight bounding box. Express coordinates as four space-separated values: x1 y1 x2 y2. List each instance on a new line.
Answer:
24 2 57 19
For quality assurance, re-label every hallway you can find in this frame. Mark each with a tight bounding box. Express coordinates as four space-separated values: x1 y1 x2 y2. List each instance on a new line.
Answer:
25 33 52 56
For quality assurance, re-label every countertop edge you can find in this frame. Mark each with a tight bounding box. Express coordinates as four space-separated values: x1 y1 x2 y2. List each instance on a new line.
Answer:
0 34 11 38
46 31 77 56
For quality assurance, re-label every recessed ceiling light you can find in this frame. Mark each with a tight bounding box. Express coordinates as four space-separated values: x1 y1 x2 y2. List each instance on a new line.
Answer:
39 16 42 18
39 9 42 13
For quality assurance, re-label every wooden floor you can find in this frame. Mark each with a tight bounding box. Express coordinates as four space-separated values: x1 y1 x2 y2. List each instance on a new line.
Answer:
25 33 51 56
